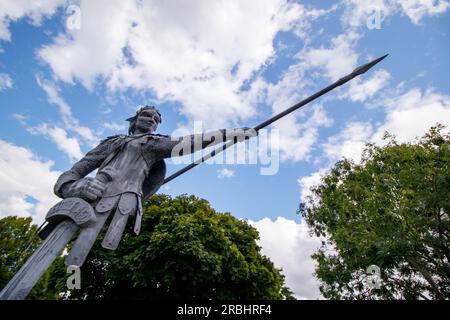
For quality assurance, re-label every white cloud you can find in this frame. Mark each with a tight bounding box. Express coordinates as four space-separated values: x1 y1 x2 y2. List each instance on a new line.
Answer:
13 113 28 125
0 72 13 90
38 0 328 129
343 69 391 102
397 0 450 24
102 121 127 132
36 76 99 146
13 77 99 161
0 140 61 223
38 1 134 89
217 168 235 179
300 31 360 81
373 87 450 143
298 168 329 203
323 121 374 164
249 217 322 299
0 0 65 41
0 192 34 218
28 124 83 161
290 4 339 40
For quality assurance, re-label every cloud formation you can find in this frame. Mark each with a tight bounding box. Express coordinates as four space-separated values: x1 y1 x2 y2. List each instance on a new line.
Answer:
217 168 235 179
250 217 322 299
36 76 98 146
28 124 84 161
343 69 391 102
37 0 328 129
0 0 64 40
0 140 60 223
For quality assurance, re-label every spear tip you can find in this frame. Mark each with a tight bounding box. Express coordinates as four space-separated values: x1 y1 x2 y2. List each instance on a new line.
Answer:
352 53 389 77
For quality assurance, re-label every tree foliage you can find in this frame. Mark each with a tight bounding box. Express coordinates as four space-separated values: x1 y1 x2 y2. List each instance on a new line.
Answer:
0 216 61 299
49 194 294 300
300 125 450 299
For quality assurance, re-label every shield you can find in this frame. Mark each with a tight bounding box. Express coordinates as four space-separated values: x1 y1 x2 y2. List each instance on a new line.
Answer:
142 159 166 201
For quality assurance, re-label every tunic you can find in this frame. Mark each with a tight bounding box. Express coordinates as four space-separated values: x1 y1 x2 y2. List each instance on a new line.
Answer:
53 133 169 251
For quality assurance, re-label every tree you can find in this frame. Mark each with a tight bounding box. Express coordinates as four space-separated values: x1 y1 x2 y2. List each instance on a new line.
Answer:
300 125 450 300
0 216 61 299
52 194 295 300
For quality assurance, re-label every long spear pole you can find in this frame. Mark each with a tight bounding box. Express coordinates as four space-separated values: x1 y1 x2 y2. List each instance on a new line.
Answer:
163 54 388 184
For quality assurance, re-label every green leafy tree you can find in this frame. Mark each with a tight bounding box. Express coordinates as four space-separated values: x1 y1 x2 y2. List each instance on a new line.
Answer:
53 194 295 300
300 125 450 300
0 216 61 299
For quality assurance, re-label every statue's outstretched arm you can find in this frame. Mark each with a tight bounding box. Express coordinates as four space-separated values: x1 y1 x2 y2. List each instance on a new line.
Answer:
154 127 256 159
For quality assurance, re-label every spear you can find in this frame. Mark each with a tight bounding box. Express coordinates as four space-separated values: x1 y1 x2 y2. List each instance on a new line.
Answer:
163 54 389 184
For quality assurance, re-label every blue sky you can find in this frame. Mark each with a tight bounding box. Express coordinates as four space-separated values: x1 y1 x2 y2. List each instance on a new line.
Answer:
1 0 449 299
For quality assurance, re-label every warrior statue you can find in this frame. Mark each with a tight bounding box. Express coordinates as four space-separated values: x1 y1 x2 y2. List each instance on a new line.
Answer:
52 106 251 261
0 105 254 299
0 54 387 300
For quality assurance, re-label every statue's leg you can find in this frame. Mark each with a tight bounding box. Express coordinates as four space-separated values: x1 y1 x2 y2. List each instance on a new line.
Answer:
101 208 129 250
65 210 112 267
0 220 78 300
101 193 137 250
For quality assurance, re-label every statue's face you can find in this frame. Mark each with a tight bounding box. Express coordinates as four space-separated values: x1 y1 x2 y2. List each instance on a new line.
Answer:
135 109 160 133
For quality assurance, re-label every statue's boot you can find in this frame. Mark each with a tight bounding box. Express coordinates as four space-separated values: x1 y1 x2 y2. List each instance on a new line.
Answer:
102 192 137 250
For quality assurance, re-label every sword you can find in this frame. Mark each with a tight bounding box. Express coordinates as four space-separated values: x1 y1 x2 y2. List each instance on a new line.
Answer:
0 220 78 300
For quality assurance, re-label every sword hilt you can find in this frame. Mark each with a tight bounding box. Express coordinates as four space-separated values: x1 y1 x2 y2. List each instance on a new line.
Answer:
96 167 116 184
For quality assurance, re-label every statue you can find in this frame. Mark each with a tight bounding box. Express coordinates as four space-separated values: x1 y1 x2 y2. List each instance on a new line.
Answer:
0 105 253 299
0 54 387 300
51 106 253 264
